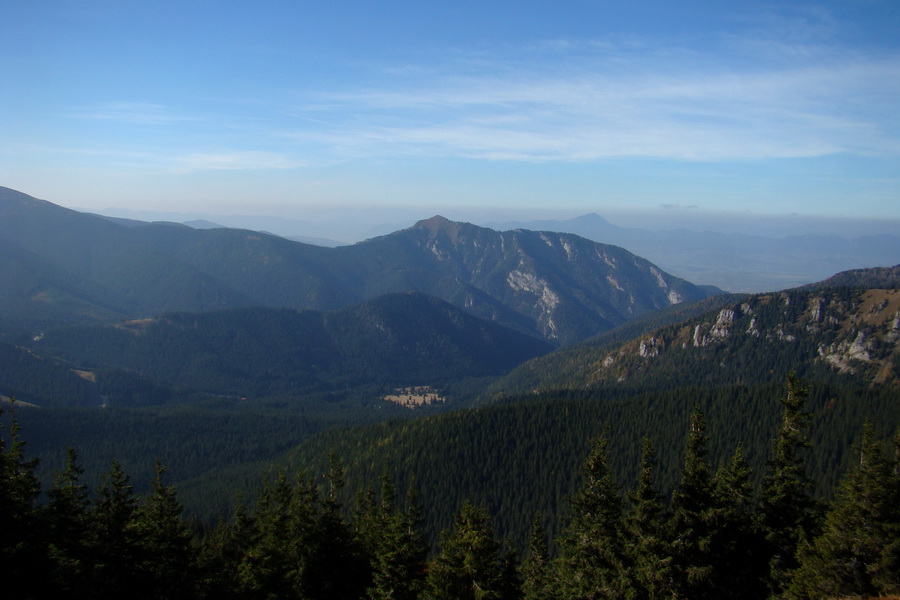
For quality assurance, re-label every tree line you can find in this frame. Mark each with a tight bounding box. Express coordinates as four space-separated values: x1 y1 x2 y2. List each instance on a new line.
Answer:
2 376 899 599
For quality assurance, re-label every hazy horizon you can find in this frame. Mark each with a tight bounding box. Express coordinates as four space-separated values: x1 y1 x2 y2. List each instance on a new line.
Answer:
83 200 900 246
3 1 898 224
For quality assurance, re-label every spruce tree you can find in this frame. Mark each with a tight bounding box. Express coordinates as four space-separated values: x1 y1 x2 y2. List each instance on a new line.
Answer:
710 445 765 599
423 500 506 600
306 455 371 599
196 496 256 600
520 514 554 600
554 434 626 599
786 424 900 599
133 461 196 599
363 476 428 600
0 406 45 600
45 448 92 598
90 459 142 600
758 375 817 596
231 472 308 599
622 438 675 600
667 407 717 600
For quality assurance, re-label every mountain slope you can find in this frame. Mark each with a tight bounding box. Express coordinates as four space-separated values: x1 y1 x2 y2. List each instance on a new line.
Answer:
130 215 715 344
1 187 716 343
490 268 900 396
0 187 254 330
19 292 553 406
336 216 715 344
490 213 900 292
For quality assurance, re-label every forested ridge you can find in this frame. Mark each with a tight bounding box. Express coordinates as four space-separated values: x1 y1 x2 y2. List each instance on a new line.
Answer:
3 376 899 600
491 285 900 395
4 292 550 408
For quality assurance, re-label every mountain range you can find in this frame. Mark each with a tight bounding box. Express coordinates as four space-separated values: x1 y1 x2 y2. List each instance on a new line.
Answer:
0 186 715 345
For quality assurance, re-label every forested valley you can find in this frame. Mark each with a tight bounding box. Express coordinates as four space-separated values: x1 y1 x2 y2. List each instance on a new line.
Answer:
2 190 900 599
3 375 900 600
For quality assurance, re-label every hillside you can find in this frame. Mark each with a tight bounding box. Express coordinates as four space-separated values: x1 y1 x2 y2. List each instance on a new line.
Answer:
0 186 716 344
12 292 552 407
0 187 253 331
489 273 900 396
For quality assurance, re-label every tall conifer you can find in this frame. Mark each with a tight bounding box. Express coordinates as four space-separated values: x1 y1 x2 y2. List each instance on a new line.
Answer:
554 434 626 599
786 424 900 599
668 408 717 599
91 459 142 600
0 406 44 600
623 437 675 599
45 448 92 598
423 500 506 600
758 375 817 596
133 461 196 599
520 514 554 600
710 445 765 599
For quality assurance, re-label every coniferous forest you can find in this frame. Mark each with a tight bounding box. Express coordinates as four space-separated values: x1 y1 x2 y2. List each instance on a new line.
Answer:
3 376 899 600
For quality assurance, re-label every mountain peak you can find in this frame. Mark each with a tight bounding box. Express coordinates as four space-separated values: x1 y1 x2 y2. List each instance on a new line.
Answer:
413 215 463 243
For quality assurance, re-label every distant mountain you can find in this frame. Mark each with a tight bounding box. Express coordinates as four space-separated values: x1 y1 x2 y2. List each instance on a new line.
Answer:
489 214 900 293
490 266 900 395
15 292 553 407
126 214 717 344
0 187 254 330
0 187 716 344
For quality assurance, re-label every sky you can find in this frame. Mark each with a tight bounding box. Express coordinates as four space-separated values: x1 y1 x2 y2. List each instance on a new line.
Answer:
2 1 899 233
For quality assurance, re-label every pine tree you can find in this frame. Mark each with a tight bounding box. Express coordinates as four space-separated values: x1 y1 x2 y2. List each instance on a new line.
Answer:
498 545 524 600
233 471 319 599
622 437 675 600
423 500 506 600
758 374 817 596
554 434 626 599
786 424 900 599
196 496 256 600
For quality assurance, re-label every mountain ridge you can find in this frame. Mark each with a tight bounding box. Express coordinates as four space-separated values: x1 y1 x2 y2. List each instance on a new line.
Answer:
0 186 716 344
489 214 900 292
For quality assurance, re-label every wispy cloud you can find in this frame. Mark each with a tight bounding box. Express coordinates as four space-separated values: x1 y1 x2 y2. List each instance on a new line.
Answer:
282 32 900 163
72 102 195 125
171 151 304 173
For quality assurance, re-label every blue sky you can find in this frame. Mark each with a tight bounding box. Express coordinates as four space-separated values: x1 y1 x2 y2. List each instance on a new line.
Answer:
2 1 899 226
